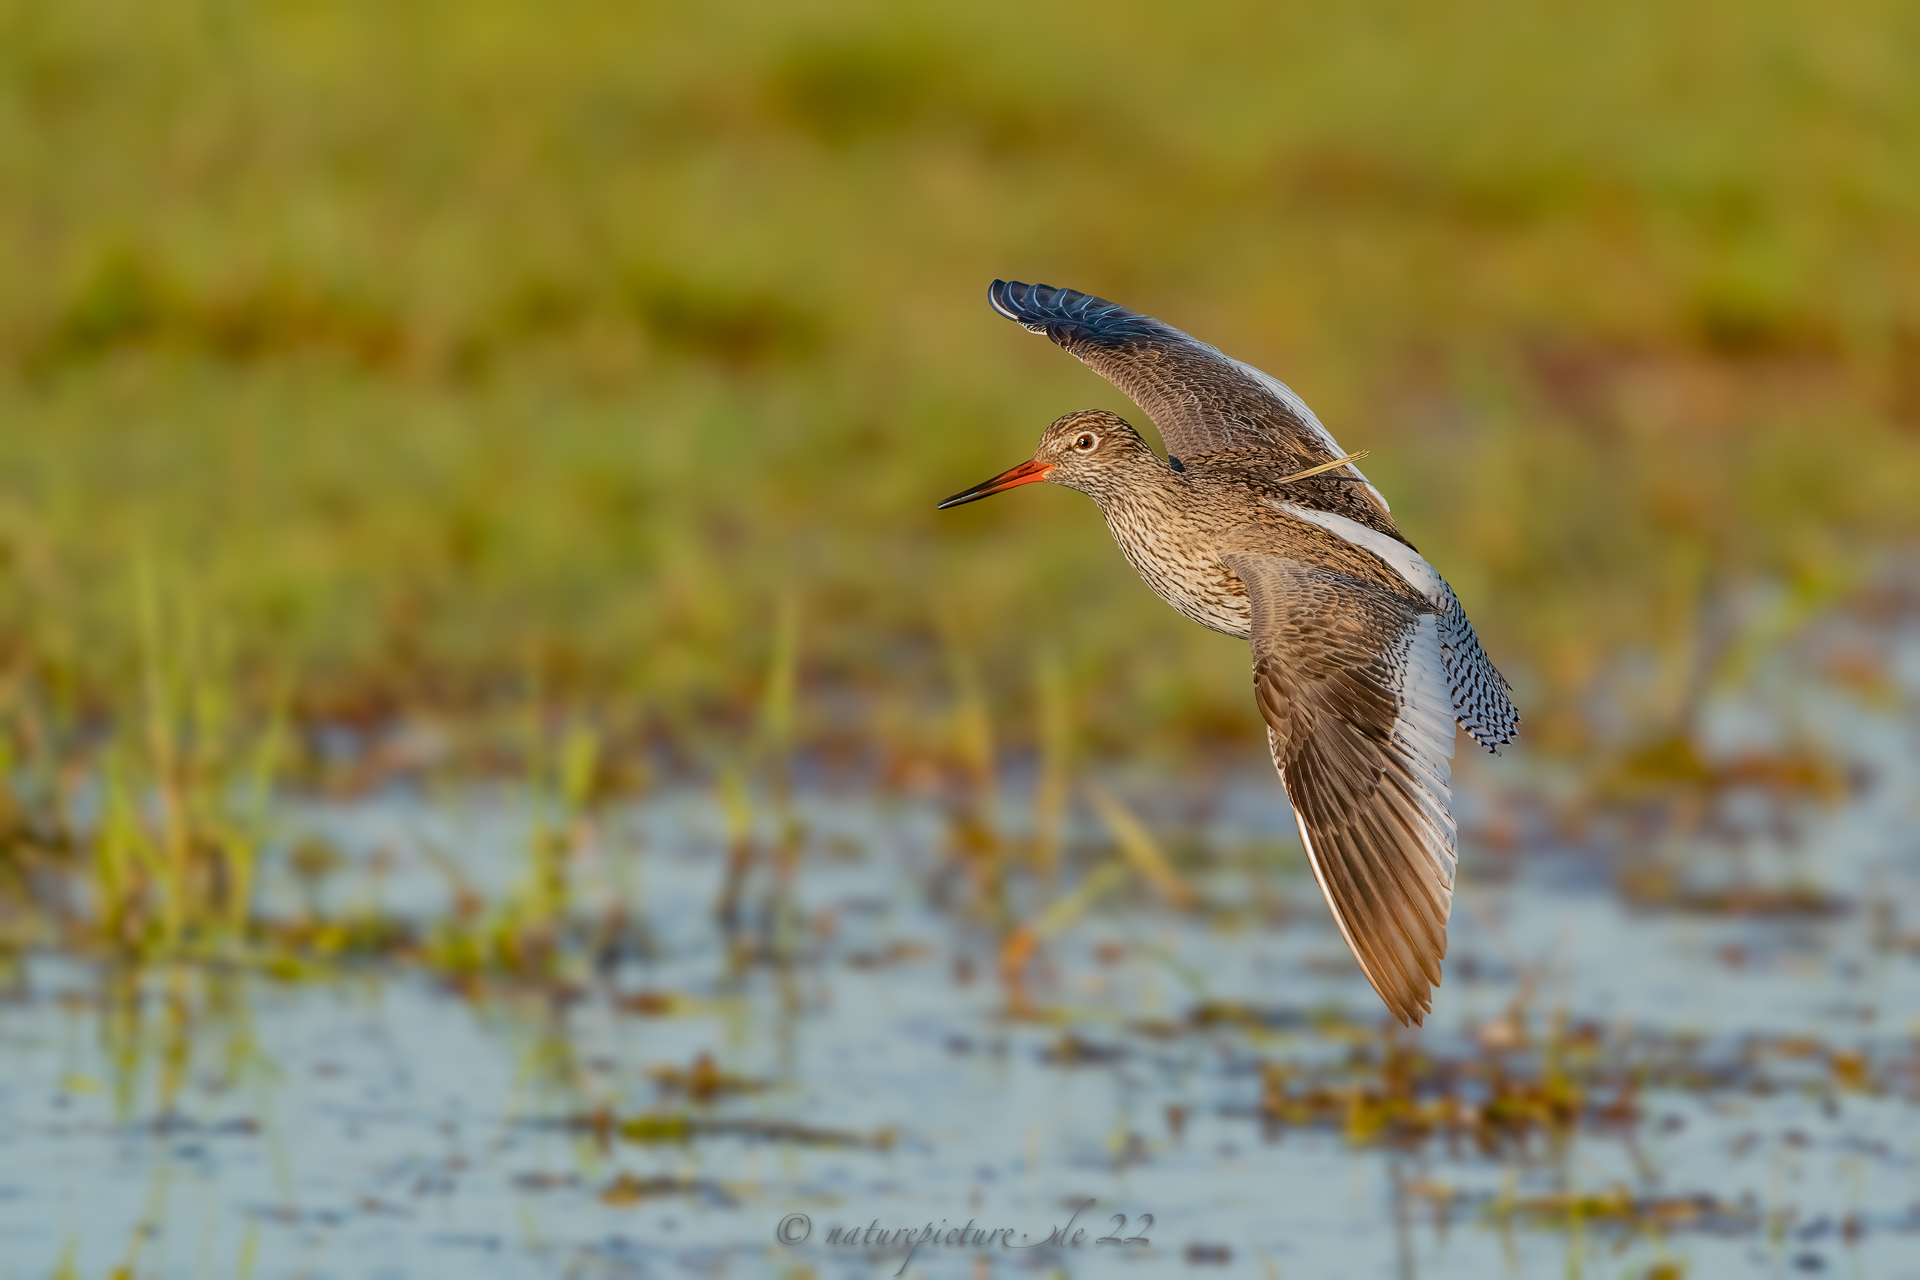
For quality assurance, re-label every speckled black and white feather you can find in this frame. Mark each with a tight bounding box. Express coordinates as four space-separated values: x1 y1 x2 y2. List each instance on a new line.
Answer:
1274 503 1519 752
1436 596 1520 750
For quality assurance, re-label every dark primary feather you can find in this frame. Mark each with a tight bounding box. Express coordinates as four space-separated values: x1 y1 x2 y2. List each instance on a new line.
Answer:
988 279 1353 469
1223 552 1459 1026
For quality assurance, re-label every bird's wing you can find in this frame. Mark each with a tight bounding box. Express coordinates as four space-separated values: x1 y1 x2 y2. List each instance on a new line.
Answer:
988 279 1386 506
1274 503 1521 751
1222 551 1459 1025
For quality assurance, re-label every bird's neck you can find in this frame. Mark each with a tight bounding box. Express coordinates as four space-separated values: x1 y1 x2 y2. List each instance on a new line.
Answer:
1077 460 1253 639
1073 456 1185 513
1077 463 1210 560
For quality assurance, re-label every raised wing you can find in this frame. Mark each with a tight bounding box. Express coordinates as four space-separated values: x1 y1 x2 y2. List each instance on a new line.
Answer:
1222 552 1459 1025
989 279 1384 505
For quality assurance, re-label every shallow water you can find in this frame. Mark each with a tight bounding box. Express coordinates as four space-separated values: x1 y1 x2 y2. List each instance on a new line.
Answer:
5 607 1920 1279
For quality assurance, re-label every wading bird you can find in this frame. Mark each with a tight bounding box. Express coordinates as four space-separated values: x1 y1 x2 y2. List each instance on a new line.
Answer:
940 281 1519 1025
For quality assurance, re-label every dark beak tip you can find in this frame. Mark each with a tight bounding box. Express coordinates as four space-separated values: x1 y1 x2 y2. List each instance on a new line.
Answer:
936 459 1051 512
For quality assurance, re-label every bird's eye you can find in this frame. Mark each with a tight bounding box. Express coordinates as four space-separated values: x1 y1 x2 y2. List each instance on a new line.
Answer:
1073 432 1098 452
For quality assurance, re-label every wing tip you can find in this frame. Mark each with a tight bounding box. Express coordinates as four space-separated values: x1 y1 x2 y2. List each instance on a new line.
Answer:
987 279 1125 337
1388 980 1437 1027
1281 751 1451 1030
987 278 1023 321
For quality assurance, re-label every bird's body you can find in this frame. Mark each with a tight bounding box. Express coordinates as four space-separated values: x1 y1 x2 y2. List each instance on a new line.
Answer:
1070 445 1437 641
941 281 1520 1026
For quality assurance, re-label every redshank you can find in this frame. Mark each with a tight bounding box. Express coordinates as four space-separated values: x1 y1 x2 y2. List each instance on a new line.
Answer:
939 281 1519 1025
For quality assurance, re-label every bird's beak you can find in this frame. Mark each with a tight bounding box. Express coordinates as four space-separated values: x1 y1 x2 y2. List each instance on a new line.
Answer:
936 458 1053 510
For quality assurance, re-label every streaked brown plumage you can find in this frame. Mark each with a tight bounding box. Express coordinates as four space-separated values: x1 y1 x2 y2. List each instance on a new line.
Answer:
939 281 1519 1025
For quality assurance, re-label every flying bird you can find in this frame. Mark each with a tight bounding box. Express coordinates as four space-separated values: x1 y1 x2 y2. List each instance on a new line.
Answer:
940 281 1519 1025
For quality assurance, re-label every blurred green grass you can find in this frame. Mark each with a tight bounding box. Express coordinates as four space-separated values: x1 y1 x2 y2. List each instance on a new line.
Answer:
2 0 1918 767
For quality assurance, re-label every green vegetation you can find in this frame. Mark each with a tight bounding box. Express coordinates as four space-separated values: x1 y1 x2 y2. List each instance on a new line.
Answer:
2 0 1917 779
4 17 1912 1273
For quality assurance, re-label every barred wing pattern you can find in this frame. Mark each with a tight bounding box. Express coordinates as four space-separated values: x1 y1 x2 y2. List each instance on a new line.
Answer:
1437 595 1521 749
1273 503 1520 751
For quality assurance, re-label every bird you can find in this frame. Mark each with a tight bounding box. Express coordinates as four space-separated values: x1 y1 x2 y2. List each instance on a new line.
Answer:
938 281 1519 1026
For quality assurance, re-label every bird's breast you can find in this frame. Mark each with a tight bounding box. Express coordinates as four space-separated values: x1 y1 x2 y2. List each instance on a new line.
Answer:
1102 508 1253 640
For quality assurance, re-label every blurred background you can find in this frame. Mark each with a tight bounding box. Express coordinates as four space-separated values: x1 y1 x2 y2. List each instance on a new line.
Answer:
4 3 1920 1278
4 0 1916 762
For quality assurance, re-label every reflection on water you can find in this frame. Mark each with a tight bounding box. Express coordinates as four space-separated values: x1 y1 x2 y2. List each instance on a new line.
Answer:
4 604 1920 1279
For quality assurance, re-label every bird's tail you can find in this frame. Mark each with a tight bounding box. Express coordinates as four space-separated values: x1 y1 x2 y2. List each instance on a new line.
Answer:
1438 598 1520 751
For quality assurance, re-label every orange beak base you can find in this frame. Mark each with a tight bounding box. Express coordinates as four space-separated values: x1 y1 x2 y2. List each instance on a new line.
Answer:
936 459 1054 510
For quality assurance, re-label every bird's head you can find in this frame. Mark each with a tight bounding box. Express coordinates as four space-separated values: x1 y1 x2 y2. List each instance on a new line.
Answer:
937 410 1164 510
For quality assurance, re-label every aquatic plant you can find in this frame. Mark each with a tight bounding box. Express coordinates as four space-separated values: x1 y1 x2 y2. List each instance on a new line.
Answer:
83 564 286 957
